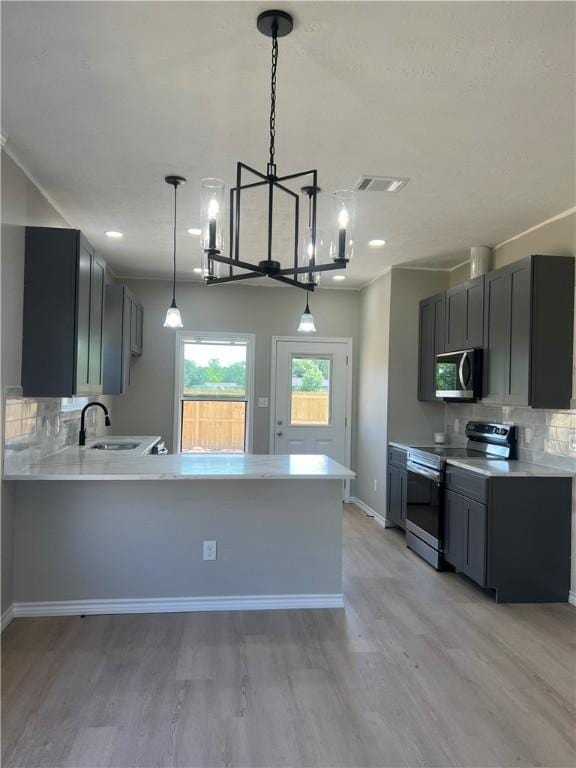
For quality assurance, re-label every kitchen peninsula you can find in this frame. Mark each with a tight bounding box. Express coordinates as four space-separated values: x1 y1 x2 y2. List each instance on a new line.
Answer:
4 443 354 617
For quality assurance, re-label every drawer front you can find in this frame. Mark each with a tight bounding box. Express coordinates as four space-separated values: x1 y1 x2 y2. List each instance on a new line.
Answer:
445 465 488 504
388 446 407 469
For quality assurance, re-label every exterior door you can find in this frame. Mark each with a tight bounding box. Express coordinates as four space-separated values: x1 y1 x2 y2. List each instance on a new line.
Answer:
272 339 350 467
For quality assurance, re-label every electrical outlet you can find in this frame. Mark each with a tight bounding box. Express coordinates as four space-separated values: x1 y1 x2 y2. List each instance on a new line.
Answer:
570 430 576 453
257 397 269 408
203 540 217 561
524 427 533 446
373 479 378 493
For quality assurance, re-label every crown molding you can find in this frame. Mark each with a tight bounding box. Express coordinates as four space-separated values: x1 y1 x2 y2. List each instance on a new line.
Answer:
494 206 576 250
1 143 71 226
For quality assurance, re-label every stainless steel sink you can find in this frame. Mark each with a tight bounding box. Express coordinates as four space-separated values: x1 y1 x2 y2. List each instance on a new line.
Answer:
89 442 141 451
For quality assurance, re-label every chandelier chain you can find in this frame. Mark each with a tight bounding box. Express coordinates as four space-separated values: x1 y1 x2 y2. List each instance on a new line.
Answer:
172 184 177 301
269 26 278 174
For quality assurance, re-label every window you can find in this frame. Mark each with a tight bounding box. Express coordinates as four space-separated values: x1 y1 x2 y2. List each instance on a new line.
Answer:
290 355 331 425
175 333 254 453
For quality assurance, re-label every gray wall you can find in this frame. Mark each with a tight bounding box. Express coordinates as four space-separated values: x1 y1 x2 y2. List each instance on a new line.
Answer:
13 479 343 602
355 268 448 516
355 271 391 513
114 279 362 462
387 269 449 442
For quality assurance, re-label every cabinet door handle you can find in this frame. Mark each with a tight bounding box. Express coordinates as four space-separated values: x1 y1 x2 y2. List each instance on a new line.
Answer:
276 431 283 437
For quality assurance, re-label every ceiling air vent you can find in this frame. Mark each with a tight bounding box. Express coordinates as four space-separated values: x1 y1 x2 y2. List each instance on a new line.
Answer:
354 175 409 193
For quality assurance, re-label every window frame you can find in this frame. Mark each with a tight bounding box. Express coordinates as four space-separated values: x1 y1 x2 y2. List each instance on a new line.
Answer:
173 331 255 454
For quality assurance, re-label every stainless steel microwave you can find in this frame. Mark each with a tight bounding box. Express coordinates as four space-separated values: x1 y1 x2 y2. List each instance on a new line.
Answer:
435 349 483 401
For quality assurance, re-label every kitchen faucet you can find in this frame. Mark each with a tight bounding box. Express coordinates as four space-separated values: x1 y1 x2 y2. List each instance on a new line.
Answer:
79 402 111 446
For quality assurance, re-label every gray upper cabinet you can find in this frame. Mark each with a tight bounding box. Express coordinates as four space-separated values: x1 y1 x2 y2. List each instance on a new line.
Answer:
483 255 574 408
131 300 143 356
22 227 106 397
417 292 445 401
445 275 484 352
103 285 144 395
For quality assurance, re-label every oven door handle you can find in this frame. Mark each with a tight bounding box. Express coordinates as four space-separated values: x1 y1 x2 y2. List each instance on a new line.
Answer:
406 461 442 483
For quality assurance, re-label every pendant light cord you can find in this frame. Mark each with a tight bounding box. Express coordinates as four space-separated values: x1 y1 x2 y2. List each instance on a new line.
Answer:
172 183 177 303
268 24 278 175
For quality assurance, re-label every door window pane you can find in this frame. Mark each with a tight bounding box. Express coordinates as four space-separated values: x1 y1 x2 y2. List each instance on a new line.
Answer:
183 341 247 398
290 356 331 425
181 400 246 453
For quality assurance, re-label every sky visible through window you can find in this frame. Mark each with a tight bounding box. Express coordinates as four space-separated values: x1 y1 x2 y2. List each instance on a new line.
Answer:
184 342 246 367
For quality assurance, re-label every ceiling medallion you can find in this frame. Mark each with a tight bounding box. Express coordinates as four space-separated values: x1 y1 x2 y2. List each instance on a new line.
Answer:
200 9 355 293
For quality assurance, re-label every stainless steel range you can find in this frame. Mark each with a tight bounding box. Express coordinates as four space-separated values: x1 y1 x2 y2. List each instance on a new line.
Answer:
405 422 517 569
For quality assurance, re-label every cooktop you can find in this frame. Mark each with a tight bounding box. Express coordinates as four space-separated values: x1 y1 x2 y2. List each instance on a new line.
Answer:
412 446 486 458
407 422 517 470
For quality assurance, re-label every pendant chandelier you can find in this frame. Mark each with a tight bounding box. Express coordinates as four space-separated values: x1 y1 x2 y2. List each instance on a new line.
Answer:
200 9 355 295
163 175 186 328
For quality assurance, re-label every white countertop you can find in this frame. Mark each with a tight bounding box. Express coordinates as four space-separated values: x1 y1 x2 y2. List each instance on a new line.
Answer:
388 440 573 478
445 457 574 478
4 448 355 481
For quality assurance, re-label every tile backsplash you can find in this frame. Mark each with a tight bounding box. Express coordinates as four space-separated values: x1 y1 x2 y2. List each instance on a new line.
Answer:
445 403 576 472
3 387 105 474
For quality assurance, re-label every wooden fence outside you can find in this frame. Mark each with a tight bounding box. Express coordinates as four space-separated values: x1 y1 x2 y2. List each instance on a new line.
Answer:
182 401 246 452
181 392 329 452
290 392 329 425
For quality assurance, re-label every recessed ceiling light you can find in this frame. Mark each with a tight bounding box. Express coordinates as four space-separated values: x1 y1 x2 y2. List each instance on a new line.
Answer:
105 231 123 239
368 239 387 247
332 275 346 281
187 227 202 236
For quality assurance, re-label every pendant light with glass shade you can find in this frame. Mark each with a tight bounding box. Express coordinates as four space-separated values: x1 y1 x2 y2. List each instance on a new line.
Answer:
297 298 317 333
163 175 186 328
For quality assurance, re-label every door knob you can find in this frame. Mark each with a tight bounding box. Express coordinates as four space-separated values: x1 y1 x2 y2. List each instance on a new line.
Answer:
276 431 283 437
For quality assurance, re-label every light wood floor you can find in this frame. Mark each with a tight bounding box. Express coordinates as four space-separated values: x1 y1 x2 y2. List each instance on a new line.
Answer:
2 504 575 768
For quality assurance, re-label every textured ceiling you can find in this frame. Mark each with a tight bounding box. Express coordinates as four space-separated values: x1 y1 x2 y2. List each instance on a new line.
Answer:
2 1 575 288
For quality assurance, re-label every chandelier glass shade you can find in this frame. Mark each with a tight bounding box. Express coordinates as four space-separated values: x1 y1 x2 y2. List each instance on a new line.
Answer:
200 10 354 294
297 299 317 333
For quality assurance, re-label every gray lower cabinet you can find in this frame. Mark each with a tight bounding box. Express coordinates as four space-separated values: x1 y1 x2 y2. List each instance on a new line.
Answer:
22 227 106 397
445 275 484 352
417 292 445 401
444 466 571 602
443 490 486 586
483 255 574 408
387 447 407 529
103 285 144 395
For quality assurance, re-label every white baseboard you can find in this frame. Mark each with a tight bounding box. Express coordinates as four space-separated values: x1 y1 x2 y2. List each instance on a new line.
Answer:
569 591 576 608
12 593 344 618
350 497 392 529
1 604 14 632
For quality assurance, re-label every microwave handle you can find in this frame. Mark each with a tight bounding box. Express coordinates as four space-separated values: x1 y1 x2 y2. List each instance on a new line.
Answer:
458 352 469 390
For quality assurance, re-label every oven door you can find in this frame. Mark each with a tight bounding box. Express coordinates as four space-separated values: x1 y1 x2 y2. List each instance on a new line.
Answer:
406 460 443 558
